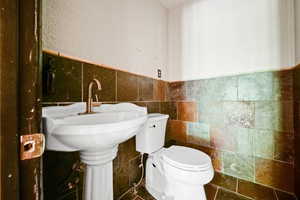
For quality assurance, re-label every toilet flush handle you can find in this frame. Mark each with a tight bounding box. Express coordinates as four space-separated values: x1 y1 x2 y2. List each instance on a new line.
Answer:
150 124 156 128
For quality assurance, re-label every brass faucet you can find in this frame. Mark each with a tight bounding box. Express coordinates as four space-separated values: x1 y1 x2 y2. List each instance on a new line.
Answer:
81 78 102 114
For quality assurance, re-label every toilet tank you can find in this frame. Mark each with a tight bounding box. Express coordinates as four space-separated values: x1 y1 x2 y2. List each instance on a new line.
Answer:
136 113 169 154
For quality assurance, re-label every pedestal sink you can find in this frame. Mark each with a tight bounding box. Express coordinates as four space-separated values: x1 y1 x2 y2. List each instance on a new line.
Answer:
42 103 147 200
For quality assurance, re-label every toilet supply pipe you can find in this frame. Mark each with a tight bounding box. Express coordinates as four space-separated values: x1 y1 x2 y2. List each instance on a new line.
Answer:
117 153 145 200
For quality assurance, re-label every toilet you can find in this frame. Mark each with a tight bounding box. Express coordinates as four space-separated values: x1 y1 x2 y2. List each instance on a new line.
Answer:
136 113 214 200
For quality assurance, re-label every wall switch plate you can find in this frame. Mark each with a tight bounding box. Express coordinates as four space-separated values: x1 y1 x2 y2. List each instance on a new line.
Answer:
157 69 162 78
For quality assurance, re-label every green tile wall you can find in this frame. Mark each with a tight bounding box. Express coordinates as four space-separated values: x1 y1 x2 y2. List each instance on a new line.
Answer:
167 70 296 194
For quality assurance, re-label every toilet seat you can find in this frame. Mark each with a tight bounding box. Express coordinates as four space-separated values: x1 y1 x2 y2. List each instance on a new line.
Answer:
161 146 211 171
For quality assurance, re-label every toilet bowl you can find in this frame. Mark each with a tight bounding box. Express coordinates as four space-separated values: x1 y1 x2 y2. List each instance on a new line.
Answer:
136 114 214 200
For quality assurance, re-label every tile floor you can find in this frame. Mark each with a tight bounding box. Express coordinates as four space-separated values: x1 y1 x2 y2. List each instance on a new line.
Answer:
119 183 298 200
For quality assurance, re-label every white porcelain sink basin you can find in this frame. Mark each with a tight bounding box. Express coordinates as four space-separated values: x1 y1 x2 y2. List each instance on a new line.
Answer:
43 102 147 151
42 102 147 200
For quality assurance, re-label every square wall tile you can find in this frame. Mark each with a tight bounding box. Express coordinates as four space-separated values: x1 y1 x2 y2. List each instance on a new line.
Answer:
43 54 82 102
223 152 255 182
117 71 138 101
223 101 255 128
274 131 294 163
254 129 274 159
254 101 277 130
197 101 224 127
210 126 237 152
178 101 198 122
153 79 166 101
255 157 294 193
187 122 210 147
185 80 202 100
166 120 187 144
189 77 237 102
83 63 116 102
210 126 253 156
138 76 154 101
160 102 177 120
272 70 293 101
219 76 238 101
236 128 254 156
255 101 294 132
167 82 186 101
275 101 294 132
201 76 238 101
238 72 273 101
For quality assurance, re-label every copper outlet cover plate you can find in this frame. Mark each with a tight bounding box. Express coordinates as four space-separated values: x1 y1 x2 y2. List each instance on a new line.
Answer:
20 133 45 160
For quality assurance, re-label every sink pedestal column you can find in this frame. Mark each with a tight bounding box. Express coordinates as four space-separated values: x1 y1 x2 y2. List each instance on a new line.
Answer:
85 162 113 200
80 147 118 200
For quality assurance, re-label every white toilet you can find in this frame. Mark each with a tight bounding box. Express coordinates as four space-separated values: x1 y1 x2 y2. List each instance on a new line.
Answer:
136 113 214 200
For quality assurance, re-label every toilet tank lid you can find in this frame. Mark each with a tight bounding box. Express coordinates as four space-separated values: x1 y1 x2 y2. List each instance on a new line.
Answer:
162 146 212 170
148 113 169 121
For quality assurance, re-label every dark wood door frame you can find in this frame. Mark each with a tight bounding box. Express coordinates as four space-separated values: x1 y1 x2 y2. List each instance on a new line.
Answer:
19 0 43 199
1 0 42 199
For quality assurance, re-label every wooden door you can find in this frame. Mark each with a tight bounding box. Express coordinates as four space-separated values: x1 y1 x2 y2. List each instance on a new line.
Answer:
1 0 43 199
0 0 20 199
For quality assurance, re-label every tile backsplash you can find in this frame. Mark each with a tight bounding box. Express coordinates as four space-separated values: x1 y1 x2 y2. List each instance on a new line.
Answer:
42 51 299 199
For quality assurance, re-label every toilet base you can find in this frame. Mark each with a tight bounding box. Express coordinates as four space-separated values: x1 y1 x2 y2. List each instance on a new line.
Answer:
146 184 174 200
146 181 207 200
145 156 208 200
165 180 207 200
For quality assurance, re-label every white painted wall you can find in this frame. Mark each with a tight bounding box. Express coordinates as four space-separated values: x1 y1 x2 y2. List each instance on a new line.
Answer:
159 0 187 9
43 0 297 81
168 0 295 81
43 0 168 80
